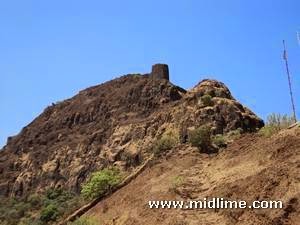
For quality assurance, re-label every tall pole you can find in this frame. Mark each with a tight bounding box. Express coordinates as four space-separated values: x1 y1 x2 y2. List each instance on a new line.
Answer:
282 40 297 122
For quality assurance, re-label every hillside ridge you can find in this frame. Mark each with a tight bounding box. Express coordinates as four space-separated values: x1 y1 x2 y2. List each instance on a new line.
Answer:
0 64 263 199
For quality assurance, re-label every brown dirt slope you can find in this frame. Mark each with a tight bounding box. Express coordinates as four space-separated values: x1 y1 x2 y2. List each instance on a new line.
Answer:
85 127 300 225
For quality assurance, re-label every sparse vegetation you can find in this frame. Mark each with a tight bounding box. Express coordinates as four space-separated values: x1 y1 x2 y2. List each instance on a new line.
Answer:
219 98 226 104
170 175 184 192
67 216 98 225
227 128 243 140
266 113 295 129
215 89 224 98
201 94 214 106
188 125 212 151
27 194 42 209
40 203 59 222
152 131 178 156
81 168 121 200
0 188 84 225
130 73 142 78
259 113 296 137
212 134 227 148
259 126 277 138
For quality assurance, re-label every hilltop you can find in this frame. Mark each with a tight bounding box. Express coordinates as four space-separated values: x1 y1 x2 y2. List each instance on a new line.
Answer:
0 64 263 198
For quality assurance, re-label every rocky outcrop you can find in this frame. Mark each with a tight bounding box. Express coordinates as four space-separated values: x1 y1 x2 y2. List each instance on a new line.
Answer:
0 64 263 197
182 79 264 134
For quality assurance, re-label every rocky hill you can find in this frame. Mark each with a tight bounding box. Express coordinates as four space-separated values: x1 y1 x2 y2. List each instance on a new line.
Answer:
2 64 286 225
0 64 263 198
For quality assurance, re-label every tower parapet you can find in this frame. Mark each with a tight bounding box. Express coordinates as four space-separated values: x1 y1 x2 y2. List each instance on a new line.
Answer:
150 64 169 80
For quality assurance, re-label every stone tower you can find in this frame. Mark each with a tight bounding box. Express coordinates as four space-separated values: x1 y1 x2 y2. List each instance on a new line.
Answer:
150 64 169 81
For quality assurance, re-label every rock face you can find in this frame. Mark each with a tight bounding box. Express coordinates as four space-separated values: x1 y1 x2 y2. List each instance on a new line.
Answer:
184 79 264 134
150 64 169 80
0 64 263 197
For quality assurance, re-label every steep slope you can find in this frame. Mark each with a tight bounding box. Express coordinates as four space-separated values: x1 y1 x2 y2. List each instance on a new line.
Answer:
0 64 263 200
0 72 184 196
85 127 300 225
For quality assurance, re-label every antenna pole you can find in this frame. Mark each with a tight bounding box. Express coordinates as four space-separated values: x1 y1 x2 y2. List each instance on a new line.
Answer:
282 40 297 122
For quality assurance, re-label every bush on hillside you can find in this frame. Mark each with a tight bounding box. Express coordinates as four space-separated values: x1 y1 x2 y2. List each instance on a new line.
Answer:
212 134 227 148
40 203 59 222
258 126 277 138
81 168 121 200
0 188 84 225
188 125 212 151
152 131 178 156
201 94 214 107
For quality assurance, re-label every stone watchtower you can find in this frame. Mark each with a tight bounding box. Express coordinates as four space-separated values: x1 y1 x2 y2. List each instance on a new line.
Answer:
150 64 169 81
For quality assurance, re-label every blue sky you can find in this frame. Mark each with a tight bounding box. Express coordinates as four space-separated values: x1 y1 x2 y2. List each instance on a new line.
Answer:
1 0 300 148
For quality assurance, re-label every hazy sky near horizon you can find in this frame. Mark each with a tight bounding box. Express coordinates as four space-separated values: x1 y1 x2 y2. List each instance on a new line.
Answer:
1 0 300 148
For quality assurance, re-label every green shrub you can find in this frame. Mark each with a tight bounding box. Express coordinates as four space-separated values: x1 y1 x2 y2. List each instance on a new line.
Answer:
188 125 212 150
153 133 177 156
0 197 37 225
212 134 227 148
81 168 121 200
258 126 278 138
47 188 74 202
201 94 214 107
40 203 59 222
67 216 98 225
227 128 243 139
0 189 83 225
46 188 64 200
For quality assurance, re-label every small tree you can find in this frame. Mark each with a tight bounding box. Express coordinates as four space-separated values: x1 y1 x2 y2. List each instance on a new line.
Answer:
188 125 212 151
81 168 121 200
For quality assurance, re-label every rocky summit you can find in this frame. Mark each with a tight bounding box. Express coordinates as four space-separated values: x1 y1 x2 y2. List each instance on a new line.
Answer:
0 64 263 198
